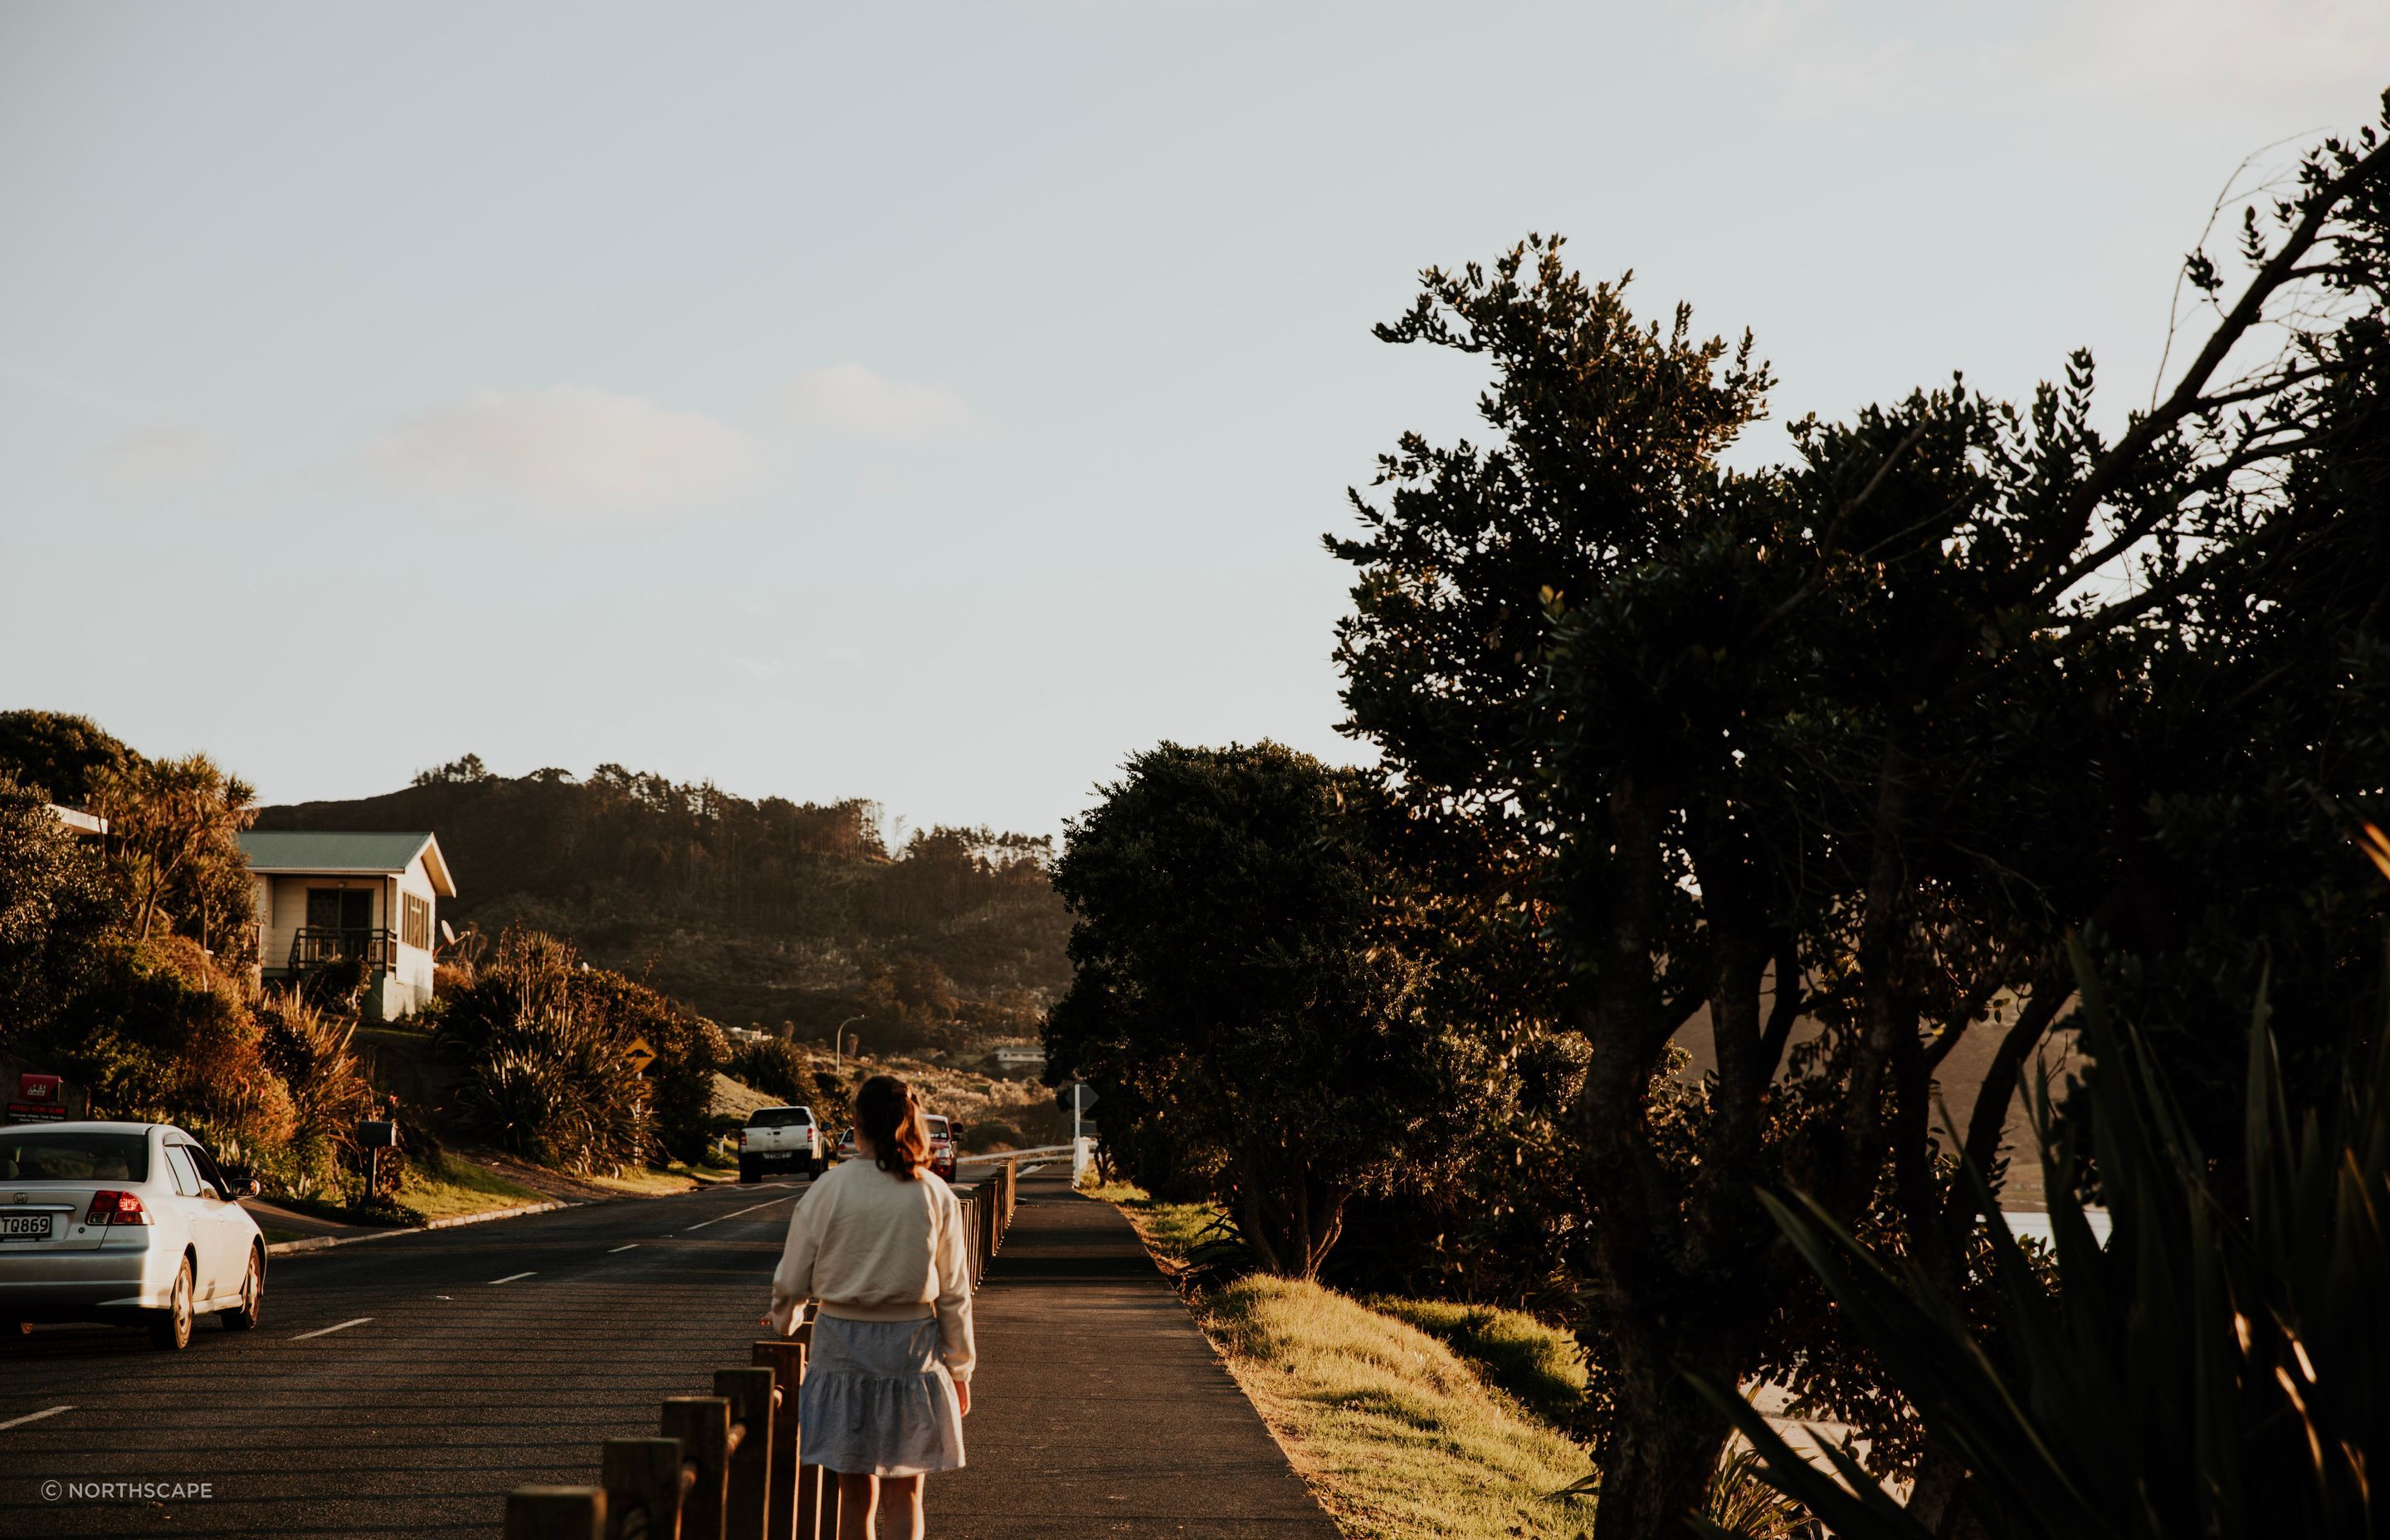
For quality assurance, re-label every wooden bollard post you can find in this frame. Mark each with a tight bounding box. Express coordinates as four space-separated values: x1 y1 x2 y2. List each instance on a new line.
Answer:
661 1396 730 1540
786 1318 824 1540
753 1339 804 1540
715 1366 776 1540
505 1485 605 1540
602 1437 684 1540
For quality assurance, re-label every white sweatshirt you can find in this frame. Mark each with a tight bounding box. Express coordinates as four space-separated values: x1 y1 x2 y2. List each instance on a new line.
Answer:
768 1158 977 1383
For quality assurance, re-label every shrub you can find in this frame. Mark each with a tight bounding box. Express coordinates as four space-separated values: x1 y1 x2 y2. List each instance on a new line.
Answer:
437 927 690 1170
1718 938 2390 1538
728 1038 808 1103
454 1002 648 1172
256 990 380 1201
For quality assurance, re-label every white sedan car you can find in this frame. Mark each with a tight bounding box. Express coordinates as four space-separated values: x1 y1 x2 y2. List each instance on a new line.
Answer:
0 1121 266 1349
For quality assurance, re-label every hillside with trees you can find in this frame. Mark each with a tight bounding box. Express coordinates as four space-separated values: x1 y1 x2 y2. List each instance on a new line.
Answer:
254 755 1071 1050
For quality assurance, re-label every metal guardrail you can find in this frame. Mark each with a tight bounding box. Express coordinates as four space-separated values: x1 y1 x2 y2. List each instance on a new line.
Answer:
954 1143 1074 1165
500 1157 1022 1540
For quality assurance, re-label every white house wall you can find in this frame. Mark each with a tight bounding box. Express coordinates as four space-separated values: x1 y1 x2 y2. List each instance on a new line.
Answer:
256 857 442 1018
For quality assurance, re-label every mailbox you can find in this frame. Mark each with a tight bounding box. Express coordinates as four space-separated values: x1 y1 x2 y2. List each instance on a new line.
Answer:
356 1119 402 1148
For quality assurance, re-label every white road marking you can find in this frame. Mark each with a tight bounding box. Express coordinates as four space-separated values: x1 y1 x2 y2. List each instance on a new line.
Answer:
683 1196 793 1232
0 1403 73 1431
608 1244 638 1254
488 1271 536 1285
291 1317 373 1341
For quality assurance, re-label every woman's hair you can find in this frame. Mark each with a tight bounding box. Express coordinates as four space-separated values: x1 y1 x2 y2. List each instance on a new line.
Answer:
856 1074 930 1180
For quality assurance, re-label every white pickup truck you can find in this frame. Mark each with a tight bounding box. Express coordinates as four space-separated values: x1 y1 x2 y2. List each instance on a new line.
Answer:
737 1106 824 1183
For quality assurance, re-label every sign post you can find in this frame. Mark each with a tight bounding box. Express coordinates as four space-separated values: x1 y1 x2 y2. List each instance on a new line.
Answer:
1058 1082 1099 1184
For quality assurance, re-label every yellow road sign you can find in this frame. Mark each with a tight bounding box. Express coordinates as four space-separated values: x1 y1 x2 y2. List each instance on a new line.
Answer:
625 1036 657 1073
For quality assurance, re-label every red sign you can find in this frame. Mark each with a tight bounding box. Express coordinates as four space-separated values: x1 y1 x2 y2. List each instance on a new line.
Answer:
3 1104 66 1123
19 1074 61 1104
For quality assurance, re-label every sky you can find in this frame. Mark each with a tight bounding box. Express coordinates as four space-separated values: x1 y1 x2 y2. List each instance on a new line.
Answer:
2 2 2383 840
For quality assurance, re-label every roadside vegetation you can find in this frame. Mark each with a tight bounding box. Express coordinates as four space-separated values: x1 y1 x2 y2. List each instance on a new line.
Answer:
1043 101 2390 1539
1205 1276 1591 1540
1094 1176 1593 1540
396 1148 547 1222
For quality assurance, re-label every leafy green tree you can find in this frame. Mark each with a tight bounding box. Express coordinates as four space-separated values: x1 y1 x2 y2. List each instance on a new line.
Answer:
1329 108 2389 1536
87 753 258 958
0 710 137 804
1043 742 1448 1278
0 778 121 1043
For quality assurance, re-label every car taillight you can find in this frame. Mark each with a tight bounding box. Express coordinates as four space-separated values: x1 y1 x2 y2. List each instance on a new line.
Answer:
85 1190 152 1226
738 1130 749 1148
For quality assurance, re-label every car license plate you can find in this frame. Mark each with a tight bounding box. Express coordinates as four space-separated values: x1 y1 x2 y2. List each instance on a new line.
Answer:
0 1214 53 1240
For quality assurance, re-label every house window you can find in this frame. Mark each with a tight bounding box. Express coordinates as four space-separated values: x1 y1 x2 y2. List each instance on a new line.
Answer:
306 889 373 933
402 892 432 951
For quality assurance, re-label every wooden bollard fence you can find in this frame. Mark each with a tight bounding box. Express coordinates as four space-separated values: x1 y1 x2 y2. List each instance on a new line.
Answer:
601 1438 683 1540
753 1336 804 1540
507 1154 1041 1540
714 1367 775 1540
660 1396 731 1540
506 1486 605 1540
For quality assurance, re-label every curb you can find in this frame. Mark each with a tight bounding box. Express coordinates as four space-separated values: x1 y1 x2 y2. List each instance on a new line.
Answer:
265 1199 570 1257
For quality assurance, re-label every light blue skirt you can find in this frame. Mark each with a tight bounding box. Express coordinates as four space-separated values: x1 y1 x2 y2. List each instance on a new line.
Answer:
800 1315 967 1477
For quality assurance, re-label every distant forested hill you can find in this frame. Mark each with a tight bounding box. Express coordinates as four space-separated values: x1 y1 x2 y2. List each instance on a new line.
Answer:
255 756 1070 1046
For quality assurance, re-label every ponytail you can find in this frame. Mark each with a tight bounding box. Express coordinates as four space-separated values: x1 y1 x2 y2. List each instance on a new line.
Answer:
856 1074 929 1180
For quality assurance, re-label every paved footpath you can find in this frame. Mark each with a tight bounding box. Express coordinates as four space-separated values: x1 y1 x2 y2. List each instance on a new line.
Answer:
941 1167 1339 1540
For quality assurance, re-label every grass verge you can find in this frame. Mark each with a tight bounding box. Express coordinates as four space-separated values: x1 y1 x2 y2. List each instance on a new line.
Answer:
1081 1179 1232 1270
1201 1276 1593 1540
587 1159 739 1196
398 1153 548 1222
1365 1297 1588 1429
1089 1181 1592 1540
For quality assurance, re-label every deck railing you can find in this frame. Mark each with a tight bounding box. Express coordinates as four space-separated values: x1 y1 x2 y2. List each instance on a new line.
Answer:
500 1157 1020 1540
286 926 398 971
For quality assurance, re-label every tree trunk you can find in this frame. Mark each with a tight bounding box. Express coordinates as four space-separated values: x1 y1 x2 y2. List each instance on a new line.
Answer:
1588 1328 1742 1540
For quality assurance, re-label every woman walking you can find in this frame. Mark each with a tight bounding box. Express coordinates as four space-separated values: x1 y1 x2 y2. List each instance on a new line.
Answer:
765 1074 973 1540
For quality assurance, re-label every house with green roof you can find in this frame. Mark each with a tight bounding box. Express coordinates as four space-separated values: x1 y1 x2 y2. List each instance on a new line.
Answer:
238 831 456 1020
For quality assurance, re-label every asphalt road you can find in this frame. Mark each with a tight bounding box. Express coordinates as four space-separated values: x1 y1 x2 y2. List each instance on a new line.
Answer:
0 1177 807 1539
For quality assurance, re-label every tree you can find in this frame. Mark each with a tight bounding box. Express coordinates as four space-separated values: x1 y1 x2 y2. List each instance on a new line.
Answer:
1329 105 2390 1537
0 777 122 1043
0 710 137 804
87 753 258 957
1043 742 1446 1278
1720 937 2390 1539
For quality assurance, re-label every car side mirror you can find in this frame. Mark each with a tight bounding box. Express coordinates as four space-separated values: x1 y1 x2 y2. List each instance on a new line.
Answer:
241 1178 262 1198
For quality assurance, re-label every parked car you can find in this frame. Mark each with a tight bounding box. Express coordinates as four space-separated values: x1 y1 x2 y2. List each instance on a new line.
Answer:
737 1105 823 1183
832 1126 858 1162
924 1114 958 1182
0 1121 265 1350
